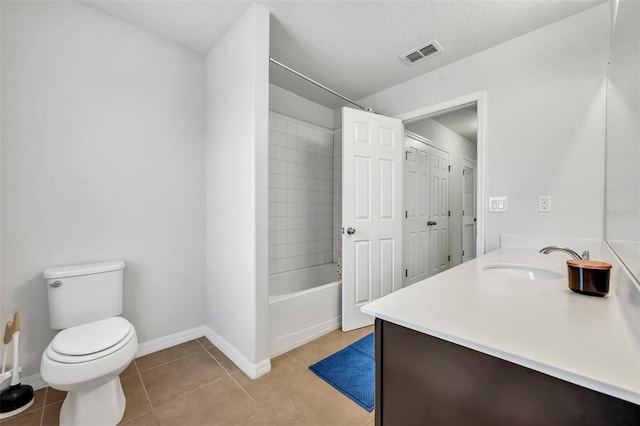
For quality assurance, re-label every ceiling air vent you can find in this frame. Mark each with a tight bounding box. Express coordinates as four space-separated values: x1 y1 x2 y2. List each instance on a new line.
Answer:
401 40 443 65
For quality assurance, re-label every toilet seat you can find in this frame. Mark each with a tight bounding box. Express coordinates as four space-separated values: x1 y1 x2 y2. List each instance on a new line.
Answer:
47 317 134 364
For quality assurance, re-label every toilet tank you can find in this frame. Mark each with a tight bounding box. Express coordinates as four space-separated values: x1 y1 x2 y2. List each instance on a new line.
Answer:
43 260 125 330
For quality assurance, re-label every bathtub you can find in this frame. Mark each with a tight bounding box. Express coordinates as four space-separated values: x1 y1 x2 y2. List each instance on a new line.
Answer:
269 263 342 357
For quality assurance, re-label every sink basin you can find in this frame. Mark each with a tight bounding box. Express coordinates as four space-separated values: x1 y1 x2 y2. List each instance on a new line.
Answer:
482 264 563 281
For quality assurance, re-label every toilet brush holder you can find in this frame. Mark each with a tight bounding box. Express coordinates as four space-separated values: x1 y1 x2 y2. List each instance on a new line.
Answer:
0 371 11 392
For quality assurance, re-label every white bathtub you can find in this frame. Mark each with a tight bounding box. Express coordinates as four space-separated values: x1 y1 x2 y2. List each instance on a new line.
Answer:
269 263 342 357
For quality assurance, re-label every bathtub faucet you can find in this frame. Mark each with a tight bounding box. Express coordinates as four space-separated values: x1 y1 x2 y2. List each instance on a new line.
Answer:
539 246 590 261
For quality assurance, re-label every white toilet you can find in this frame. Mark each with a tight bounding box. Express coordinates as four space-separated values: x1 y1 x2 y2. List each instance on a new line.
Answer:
40 260 138 426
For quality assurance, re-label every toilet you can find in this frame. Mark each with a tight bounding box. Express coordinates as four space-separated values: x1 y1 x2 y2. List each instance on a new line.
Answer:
40 260 137 426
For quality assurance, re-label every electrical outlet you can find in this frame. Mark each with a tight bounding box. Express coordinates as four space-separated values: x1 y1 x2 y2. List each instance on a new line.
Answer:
539 196 552 212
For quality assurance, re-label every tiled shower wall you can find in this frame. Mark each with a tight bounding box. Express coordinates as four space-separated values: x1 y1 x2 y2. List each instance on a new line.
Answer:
268 112 334 275
332 130 342 264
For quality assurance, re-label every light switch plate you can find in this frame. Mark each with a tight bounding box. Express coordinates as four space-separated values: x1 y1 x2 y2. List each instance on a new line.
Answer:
489 196 508 213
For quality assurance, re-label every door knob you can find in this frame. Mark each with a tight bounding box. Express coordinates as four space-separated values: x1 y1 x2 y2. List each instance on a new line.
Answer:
346 227 356 235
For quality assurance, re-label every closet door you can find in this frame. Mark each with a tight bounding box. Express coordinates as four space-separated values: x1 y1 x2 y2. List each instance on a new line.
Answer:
342 107 403 332
403 133 451 283
404 134 430 286
462 159 477 263
428 145 450 276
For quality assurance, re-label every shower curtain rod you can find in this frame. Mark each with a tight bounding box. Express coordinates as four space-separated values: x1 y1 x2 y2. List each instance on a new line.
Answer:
269 57 372 113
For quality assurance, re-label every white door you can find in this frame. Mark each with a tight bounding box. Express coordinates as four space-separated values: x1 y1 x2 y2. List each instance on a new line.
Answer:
462 159 477 263
403 133 430 286
342 107 403 332
428 146 450 276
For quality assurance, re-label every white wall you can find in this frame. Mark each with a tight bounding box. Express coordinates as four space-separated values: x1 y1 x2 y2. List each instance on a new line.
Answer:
0 3 3 323
358 4 610 252
405 118 477 267
270 84 334 129
1 1 206 376
605 0 640 265
205 4 270 377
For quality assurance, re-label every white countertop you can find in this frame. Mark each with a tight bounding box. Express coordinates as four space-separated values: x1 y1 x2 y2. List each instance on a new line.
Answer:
362 248 640 405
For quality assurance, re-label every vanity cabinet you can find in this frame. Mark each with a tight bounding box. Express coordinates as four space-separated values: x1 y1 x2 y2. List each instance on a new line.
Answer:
374 319 640 425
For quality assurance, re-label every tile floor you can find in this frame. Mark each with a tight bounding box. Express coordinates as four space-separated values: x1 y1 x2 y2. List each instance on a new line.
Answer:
0 326 375 426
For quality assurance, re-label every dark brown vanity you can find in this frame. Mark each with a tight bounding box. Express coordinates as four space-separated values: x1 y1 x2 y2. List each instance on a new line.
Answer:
374 319 640 425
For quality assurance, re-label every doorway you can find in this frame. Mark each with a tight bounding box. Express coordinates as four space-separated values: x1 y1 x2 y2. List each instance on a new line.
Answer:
340 93 484 330
402 101 479 286
397 92 485 264
403 131 452 286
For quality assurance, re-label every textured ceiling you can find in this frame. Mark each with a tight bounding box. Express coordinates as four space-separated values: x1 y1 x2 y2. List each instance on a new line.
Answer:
79 0 606 109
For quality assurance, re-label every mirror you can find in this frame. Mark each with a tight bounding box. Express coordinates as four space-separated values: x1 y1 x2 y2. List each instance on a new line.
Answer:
604 0 640 283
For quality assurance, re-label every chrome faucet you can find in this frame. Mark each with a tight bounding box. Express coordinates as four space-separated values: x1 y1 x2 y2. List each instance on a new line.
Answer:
539 246 590 260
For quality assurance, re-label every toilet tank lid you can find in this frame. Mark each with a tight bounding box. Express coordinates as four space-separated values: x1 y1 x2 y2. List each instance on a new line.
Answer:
43 260 125 279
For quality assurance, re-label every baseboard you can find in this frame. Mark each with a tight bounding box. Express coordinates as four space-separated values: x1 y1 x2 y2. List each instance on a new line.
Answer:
203 327 271 379
22 373 48 391
135 325 207 358
26 325 208 390
24 324 270 390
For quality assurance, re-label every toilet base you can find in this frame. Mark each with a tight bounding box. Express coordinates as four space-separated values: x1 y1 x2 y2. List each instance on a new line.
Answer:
59 376 126 426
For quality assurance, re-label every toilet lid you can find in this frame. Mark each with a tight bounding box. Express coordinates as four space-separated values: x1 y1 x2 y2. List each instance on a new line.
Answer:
51 317 132 357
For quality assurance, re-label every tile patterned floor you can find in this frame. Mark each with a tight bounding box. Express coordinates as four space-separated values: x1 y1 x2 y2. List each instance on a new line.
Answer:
0 326 374 426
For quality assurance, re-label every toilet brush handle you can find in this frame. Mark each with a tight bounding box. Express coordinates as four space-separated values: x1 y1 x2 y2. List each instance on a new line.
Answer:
1 343 6 374
1 321 12 374
3 321 12 345
3 312 20 345
11 312 21 335
10 331 20 386
0 312 23 385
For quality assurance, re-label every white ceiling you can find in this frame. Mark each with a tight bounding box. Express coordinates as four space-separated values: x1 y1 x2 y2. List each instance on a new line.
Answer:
79 0 606 109
431 104 478 143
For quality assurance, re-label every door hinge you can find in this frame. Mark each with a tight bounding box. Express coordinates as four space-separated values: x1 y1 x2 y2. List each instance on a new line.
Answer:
405 210 408 218
448 165 452 172
405 151 410 160
448 255 451 262
462 169 465 175
448 210 451 217
462 250 465 256
405 269 408 277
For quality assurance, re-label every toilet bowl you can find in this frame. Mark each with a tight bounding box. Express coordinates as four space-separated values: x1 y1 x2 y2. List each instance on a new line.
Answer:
41 317 138 426
41 260 135 425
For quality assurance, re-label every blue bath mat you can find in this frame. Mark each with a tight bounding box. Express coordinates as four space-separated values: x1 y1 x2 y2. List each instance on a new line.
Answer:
309 333 374 412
